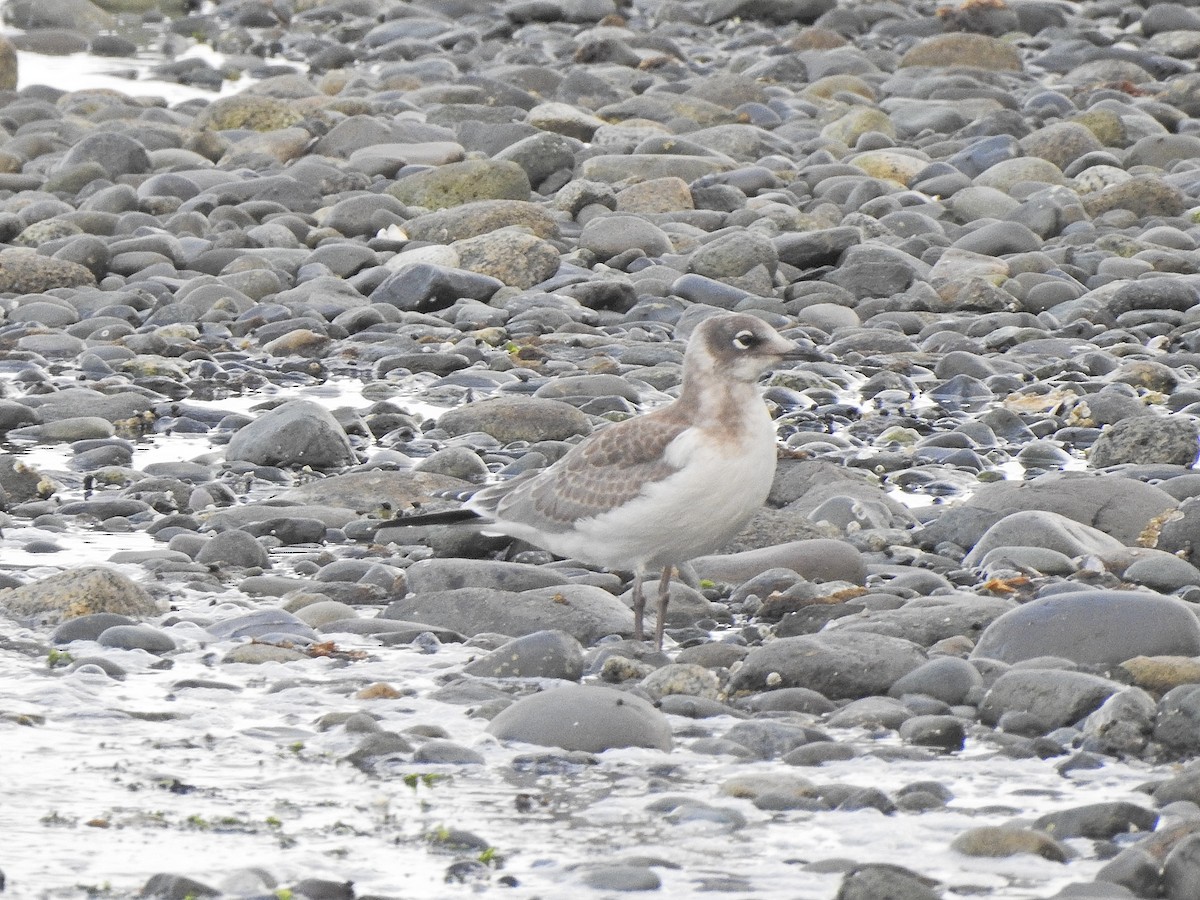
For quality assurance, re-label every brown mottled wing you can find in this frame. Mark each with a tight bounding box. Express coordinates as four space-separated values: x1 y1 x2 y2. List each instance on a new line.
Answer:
478 413 690 534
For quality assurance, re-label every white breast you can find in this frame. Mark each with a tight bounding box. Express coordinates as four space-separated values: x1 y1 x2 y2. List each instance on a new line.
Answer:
545 401 779 569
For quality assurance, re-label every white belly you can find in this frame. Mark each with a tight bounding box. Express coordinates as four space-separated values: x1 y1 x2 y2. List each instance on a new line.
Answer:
544 413 779 569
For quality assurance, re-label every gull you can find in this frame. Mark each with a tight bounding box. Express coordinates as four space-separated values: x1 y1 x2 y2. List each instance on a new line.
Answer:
463 313 800 648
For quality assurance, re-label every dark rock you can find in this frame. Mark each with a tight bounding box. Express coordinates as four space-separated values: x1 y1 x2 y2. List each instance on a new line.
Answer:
139 873 219 899
1164 834 1200 900
1154 684 1200 756
898 715 966 752
51 612 136 643
1096 848 1164 899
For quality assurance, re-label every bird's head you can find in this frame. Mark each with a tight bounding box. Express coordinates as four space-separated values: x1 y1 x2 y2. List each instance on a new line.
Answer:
685 313 800 384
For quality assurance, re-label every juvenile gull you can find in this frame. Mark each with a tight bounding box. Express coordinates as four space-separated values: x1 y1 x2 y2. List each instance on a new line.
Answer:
464 313 799 648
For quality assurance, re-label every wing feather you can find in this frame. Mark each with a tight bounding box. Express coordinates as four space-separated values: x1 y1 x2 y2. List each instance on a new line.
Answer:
474 412 691 534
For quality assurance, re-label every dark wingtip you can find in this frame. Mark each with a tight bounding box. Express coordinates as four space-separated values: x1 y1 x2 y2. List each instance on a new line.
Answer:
391 508 482 526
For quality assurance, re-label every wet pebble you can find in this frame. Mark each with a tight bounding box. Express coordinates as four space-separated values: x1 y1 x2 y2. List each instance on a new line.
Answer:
97 624 176 654
486 684 672 752
462 629 585 680
951 826 1069 862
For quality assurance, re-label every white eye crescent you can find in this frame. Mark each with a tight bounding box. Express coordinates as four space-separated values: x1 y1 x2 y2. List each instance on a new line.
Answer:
733 330 759 350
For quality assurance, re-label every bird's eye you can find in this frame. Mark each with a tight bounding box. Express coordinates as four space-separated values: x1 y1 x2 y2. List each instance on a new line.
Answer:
732 330 759 350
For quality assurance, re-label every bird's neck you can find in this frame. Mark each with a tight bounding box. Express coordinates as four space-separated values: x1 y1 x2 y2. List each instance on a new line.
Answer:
677 368 761 429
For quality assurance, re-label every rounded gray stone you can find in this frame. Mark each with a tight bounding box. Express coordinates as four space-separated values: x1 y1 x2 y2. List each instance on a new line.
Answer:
195 529 270 569
52 613 136 643
917 471 1176 549
581 865 661 892
97 624 176 654
1081 687 1156 758
382 584 634 645
834 594 1016 647
1163 833 1200 900
898 715 966 752
57 131 150 179
980 669 1123 729
411 739 485 765
972 590 1200 666
1154 684 1200 756
889 656 983 705
206 609 318 642
687 229 778 281
486 684 672 751
1089 416 1200 468
578 214 673 260
225 399 355 469
405 558 569 594
963 510 1127 567
462 629 585 680
730 631 926 700
437 395 591 444
835 864 941 900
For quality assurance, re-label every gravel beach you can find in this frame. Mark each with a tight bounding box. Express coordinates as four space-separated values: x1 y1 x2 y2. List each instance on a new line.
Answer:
6 0 1200 896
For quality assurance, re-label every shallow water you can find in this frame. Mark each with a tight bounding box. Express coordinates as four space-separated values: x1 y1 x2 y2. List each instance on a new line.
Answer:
13 44 237 103
0 614 1158 899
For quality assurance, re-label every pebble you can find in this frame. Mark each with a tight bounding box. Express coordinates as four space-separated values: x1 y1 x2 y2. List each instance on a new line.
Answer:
486 684 672 752
224 399 356 469
97 624 176 654
51 613 136 643
194 529 271 570
951 826 1069 862
462 629 585 680
406 558 570 594
383 585 633 644
980 668 1124 729
973 591 1200 665
0 566 158 625
889 657 983 706
1034 802 1158 841
731 632 926 699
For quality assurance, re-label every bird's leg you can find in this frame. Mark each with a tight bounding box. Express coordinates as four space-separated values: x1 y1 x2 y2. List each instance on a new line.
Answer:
631 566 646 642
654 566 672 650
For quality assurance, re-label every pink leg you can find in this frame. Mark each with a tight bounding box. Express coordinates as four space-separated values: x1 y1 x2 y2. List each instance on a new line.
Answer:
631 567 646 642
654 566 672 649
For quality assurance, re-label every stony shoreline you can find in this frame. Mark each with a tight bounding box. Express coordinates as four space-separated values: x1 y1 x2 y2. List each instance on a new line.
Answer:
6 0 1200 896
